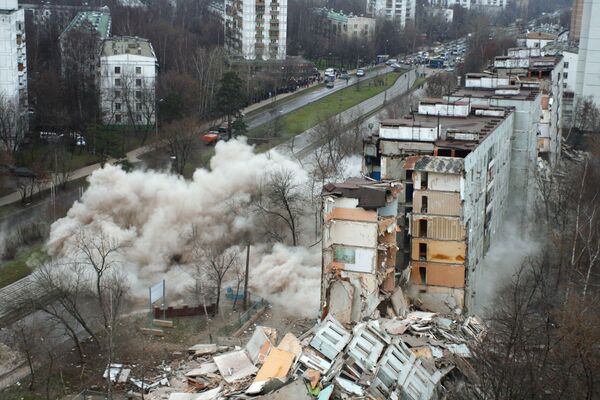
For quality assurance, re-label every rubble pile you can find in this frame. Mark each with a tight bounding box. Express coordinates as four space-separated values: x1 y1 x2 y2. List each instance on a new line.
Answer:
126 311 484 400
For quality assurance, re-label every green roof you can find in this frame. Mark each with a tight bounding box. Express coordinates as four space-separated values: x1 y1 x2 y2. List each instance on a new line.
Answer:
62 10 112 39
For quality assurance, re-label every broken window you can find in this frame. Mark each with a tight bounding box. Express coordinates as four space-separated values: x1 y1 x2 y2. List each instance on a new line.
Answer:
421 196 428 213
419 243 427 261
419 219 427 237
419 266 427 284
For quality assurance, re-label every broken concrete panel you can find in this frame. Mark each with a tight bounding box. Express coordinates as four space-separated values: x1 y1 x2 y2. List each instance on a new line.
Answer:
447 343 471 357
254 348 295 382
310 315 351 361
345 323 386 374
335 376 365 396
317 384 334 400
410 262 466 288
380 319 409 335
185 362 218 377
327 280 354 324
328 220 378 249
390 287 408 317
246 326 276 365
333 246 376 273
256 379 312 399
407 284 465 313
298 349 332 374
213 350 258 383
277 333 302 361
411 239 466 264
187 344 218 356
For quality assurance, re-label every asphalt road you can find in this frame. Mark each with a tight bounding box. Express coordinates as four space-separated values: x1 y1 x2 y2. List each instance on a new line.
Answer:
246 66 393 129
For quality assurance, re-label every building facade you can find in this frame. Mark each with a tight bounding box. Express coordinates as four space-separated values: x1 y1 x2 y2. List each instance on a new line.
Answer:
0 0 26 108
427 0 471 9
516 32 559 49
367 0 415 28
225 0 287 61
312 8 376 41
574 0 600 105
59 9 111 80
99 37 157 125
570 0 584 43
321 179 401 324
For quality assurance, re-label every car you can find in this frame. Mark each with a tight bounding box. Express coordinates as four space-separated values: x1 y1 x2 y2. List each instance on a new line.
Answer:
324 68 335 78
340 72 349 80
10 166 36 178
326 81 334 89
356 69 365 77
385 58 397 65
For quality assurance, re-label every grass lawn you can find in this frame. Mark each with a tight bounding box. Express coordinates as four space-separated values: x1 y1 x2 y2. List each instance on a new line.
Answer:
248 71 404 143
0 244 47 289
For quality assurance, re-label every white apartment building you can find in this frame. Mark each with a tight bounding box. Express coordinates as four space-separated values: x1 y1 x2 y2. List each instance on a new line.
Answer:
575 0 600 105
474 0 509 9
225 0 287 61
367 0 415 28
0 0 26 108
99 37 157 125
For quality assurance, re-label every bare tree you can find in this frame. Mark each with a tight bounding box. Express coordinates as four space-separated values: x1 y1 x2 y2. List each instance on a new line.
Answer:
190 239 239 315
0 94 26 156
425 71 457 98
255 168 306 246
158 118 197 175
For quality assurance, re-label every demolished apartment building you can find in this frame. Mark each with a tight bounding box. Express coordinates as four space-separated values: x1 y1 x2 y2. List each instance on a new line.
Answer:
361 99 514 313
447 72 542 228
320 178 403 324
492 47 564 166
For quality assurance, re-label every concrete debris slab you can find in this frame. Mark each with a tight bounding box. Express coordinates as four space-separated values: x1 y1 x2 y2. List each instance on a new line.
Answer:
185 362 218 377
390 287 409 317
447 343 471 357
213 350 258 383
335 376 364 396
256 379 312 399
277 333 302 361
430 346 444 359
406 311 436 321
188 344 218 356
380 319 409 335
255 348 295 382
246 326 277 365
309 315 351 361
117 368 131 383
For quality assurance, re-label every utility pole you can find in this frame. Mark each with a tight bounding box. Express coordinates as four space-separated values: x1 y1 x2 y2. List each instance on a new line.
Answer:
243 244 250 310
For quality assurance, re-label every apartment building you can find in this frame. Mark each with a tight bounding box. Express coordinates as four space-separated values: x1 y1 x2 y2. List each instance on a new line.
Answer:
427 0 471 8
574 0 600 106
492 50 564 166
367 0 415 28
516 32 558 49
312 8 376 41
59 10 111 80
0 0 26 108
473 0 510 9
99 37 158 125
362 99 514 312
224 0 287 61
448 73 541 230
570 0 584 43
321 179 402 324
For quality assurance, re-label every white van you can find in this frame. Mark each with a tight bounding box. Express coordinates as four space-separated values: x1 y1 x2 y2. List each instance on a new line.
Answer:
324 68 335 78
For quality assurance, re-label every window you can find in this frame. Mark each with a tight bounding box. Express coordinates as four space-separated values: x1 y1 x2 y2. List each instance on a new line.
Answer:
115 102 121 111
136 79 142 87
136 103 142 111
563 72 568 79
114 78 121 86
136 91 142 99
114 66 121 74
115 114 122 123
114 90 121 98
419 243 427 261
419 267 426 284
136 66 142 74
564 62 569 68
421 195 428 213
421 172 428 189
419 219 427 237
136 114 142 122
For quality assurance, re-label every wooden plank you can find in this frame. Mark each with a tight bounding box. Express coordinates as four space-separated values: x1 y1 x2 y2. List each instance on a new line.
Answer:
140 327 164 336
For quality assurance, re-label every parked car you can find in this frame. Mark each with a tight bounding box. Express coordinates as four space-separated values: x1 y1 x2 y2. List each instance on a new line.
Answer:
326 80 334 89
356 69 365 77
385 58 398 65
324 68 335 78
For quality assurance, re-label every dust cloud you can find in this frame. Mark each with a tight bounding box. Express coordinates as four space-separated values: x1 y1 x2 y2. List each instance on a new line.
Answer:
46 139 321 316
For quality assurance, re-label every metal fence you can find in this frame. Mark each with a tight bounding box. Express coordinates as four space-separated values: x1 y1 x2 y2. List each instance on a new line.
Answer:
220 293 268 335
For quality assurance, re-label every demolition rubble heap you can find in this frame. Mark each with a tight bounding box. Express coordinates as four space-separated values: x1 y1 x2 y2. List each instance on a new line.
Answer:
126 311 484 400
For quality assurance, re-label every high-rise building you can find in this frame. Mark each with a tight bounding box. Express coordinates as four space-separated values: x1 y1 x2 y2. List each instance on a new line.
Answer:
367 0 416 28
574 0 600 105
224 0 287 61
570 0 584 42
0 0 26 108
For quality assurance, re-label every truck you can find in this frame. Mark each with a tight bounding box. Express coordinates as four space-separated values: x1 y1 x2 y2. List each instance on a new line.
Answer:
428 58 445 69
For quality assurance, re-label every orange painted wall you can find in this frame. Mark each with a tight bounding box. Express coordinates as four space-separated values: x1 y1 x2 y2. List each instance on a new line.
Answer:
410 261 465 288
